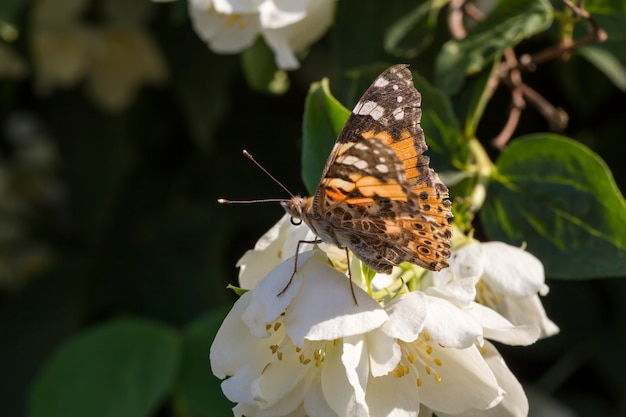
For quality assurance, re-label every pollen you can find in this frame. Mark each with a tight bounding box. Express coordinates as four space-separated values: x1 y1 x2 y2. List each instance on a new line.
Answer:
476 279 502 309
225 14 247 29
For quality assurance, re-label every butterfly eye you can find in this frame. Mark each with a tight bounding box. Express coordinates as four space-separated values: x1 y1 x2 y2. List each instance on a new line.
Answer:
290 217 303 226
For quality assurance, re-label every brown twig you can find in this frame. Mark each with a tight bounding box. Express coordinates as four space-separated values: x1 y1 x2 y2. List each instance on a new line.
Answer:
448 0 468 39
447 0 606 149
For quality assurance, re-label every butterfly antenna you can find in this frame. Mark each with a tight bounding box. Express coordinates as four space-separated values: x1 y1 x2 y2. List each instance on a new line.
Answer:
217 198 286 204
242 150 295 198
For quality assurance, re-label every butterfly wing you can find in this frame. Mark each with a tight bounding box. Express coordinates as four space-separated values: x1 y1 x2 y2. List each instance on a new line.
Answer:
311 64 452 273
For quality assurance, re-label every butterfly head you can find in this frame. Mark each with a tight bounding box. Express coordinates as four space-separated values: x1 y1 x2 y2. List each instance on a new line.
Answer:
280 196 313 226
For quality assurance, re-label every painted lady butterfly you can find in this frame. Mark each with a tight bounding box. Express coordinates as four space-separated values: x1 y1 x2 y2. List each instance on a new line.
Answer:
282 64 452 274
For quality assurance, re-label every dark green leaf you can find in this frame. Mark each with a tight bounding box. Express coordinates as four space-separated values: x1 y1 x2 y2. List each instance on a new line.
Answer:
453 60 499 139
384 2 441 58
577 45 626 91
29 319 181 417
435 0 553 93
241 37 289 95
173 308 234 417
0 0 27 29
481 135 626 278
412 71 468 171
301 79 350 194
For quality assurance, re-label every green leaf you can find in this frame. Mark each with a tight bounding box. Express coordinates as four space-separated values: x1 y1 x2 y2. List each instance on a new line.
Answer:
480 135 626 278
435 0 553 93
29 319 181 417
577 45 626 91
173 308 234 417
0 0 27 30
412 71 468 171
301 79 350 194
454 60 499 140
241 37 289 95
384 2 441 58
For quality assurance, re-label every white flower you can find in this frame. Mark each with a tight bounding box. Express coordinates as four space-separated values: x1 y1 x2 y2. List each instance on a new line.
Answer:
211 216 557 416
427 240 559 338
210 249 389 416
157 0 335 69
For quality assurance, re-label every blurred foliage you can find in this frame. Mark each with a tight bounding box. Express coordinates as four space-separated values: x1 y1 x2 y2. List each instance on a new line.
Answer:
0 0 625 417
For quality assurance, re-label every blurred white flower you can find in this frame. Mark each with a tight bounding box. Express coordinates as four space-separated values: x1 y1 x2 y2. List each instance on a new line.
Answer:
156 0 335 69
30 0 167 111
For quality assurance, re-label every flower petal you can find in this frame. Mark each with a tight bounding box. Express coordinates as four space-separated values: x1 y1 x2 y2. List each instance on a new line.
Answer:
467 302 540 346
284 252 388 346
242 251 314 337
481 242 545 297
423 296 483 349
366 327 401 377
321 337 369 417
418 344 503 414
496 294 560 338
258 0 310 28
189 4 260 53
366 373 420 417
382 291 428 342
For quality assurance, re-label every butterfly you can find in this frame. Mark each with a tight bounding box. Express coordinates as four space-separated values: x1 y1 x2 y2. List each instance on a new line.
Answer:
281 64 452 275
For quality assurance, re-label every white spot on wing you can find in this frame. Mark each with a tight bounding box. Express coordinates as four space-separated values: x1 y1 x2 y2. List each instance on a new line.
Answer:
340 155 369 170
376 164 389 173
397 96 403 103
356 100 385 120
374 77 389 87
354 142 369 150
393 107 404 120
393 85 399 90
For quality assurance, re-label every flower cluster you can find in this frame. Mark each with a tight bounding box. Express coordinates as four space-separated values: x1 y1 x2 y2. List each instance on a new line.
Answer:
210 215 558 417
153 0 335 69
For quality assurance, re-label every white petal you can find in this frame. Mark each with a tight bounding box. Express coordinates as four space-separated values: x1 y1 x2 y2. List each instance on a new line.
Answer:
366 327 401 377
211 0 262 14
481 242 545 297
418 344 503 414
258 0 310 29
253 360 317 414
428 243 485 287
436 342 528 417
242 251 314 337
260 0 335 69
261 30 300 69
365 373 420 417
423 296 483 349
468 302 540 346
284 254 388 346
303 375 340 417
496 294 560 338
237 215 312 289
382 292 428 342
321 340 369 417
211 292 271 379
342 336 370 415
189 5 260 53
424 275 477 309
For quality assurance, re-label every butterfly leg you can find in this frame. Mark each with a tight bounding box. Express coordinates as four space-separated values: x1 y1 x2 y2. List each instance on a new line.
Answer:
344 247 358 305
277 239 322 297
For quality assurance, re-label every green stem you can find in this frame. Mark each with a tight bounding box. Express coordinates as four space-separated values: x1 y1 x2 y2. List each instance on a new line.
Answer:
467 137 495 215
